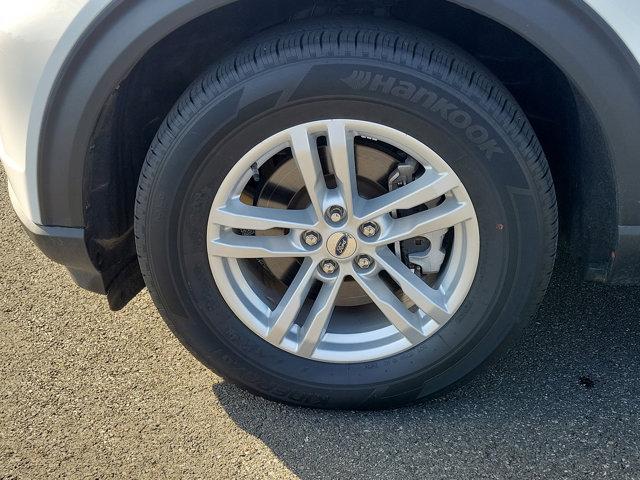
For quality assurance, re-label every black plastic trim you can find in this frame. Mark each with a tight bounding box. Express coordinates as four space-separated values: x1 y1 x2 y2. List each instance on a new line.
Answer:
38 0 233 227
14 191 144 308
447 0 640 227
609 226 640 284
12 194 106 294
35 0 640 283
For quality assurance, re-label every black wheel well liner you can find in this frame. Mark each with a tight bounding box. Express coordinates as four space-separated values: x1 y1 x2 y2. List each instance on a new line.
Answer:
37 0 640 304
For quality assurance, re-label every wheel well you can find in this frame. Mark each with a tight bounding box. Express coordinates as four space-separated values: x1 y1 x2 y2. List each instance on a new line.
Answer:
85 0 616 307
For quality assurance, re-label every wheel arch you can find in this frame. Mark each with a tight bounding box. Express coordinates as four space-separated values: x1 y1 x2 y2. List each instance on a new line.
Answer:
37 0 640 305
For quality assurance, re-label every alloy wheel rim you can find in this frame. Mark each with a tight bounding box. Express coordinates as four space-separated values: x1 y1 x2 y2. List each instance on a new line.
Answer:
207 119 480 363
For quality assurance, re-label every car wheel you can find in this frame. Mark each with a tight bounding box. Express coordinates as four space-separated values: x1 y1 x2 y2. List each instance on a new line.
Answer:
134 18 557 408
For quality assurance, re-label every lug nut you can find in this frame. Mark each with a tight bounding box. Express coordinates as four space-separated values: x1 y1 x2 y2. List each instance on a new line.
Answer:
356 255 374 270
320 259 338 275
326 205 346 223
302 230 320 246
360 222 379 238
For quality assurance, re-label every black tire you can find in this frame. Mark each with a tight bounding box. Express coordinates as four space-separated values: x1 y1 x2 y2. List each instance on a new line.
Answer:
134 18 557 409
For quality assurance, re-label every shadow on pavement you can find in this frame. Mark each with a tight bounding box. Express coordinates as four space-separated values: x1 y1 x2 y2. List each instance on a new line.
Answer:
213 249 640 479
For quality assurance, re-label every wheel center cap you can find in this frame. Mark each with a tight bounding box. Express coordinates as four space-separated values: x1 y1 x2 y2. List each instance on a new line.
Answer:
326 232 358 259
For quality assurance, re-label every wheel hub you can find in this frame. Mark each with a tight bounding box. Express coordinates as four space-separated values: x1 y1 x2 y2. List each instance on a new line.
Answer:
251 142 395 307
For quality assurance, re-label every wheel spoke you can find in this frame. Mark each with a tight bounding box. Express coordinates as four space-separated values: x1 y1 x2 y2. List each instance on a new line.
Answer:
376 248 451 324
266 259 317 345
353 272 427 344
357 170 459 221
209 231 310 258
326 120 358 214
373 198 474 246
213 199 317 230
297 277 343 357
289 125 328 220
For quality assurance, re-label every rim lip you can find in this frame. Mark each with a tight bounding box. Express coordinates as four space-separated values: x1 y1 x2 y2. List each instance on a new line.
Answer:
207 119 480 363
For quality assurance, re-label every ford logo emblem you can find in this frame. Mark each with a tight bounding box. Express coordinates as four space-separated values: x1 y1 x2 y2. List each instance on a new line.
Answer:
335 234 349 257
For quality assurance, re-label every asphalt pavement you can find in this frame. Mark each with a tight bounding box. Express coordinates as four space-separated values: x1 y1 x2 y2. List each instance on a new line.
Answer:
1 167 639 479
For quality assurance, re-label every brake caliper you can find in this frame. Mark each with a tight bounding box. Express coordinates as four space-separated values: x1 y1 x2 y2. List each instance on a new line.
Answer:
387 156 448 276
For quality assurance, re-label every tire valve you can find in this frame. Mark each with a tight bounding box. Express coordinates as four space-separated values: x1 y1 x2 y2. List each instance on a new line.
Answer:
250 162 260 182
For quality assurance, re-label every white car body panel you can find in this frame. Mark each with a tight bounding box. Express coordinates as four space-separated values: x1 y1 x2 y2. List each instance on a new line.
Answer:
0 0 639 225
585 0 640 60
0 0 110 223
